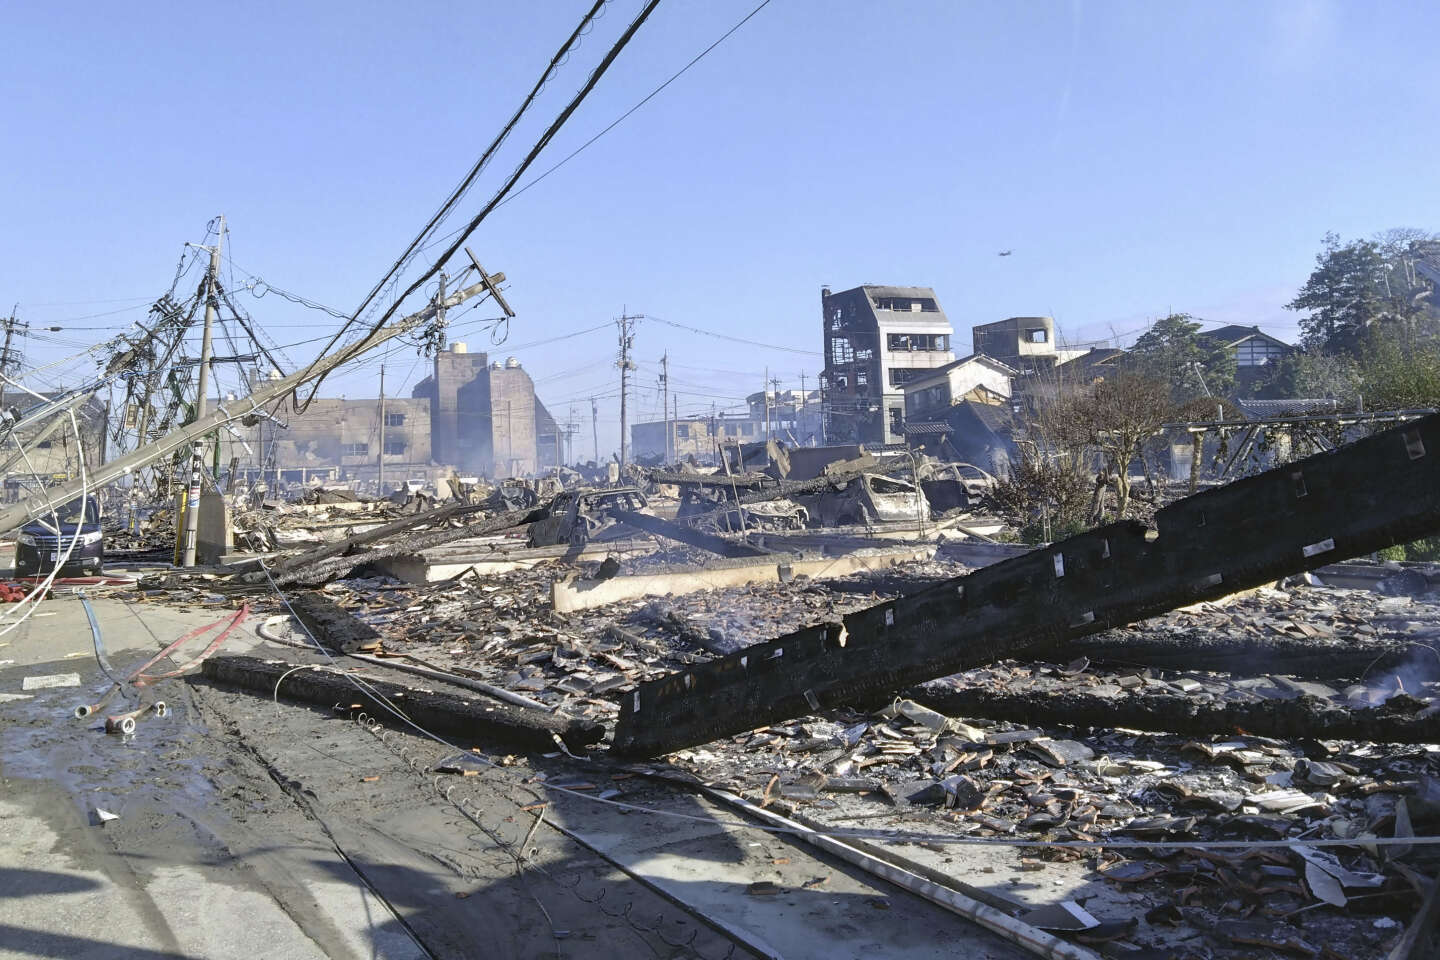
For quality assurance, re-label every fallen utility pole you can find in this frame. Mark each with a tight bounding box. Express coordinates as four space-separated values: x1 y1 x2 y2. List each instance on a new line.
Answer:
0 269 506 534
612 413 1440 757
0 390 97 479
202 654 603 752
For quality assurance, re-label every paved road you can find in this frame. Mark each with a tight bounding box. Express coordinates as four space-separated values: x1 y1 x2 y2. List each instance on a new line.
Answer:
0 584 1033 960
0 589 425 960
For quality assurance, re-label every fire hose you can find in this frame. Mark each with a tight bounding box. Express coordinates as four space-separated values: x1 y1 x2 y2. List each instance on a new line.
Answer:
75 603 250 721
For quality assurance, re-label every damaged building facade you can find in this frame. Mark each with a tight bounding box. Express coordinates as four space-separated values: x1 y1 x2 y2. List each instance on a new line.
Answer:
820 284 957 446
412 343 560 478
225 343 561 490
630 388 822 463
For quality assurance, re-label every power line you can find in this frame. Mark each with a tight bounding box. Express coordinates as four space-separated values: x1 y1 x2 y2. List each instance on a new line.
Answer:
643 313 820 356
294 0 639 412
426 0 775 242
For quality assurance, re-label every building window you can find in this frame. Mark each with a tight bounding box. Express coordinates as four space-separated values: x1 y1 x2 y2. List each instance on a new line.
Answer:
1026 328 1048 343
676 424 690 438
384 412 406 427
1234 338 1286 367
342 442 369 457
383 439 405 455
889 406 904 434
887 333 949 352
888 368 928 387
856 369 869 387
829 336 855 364
741 422 755 436
874 297 939 313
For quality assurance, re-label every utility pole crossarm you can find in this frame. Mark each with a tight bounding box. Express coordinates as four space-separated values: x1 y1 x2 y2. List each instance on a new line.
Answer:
0 272 504 534
464 247 515 318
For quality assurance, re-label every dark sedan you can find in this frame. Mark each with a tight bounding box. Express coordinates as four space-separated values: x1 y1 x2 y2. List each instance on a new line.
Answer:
14 495 104 577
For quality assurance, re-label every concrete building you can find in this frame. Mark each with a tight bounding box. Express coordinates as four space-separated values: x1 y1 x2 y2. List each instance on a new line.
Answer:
230 395 432 490
631 413 762 462
412 344 560 477
411 343 490 471
820 285 956 445
745 388 823 445
970 316 1091 376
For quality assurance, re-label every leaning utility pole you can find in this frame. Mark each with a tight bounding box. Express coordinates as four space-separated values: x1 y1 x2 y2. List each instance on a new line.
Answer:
615 311 639 468
180 215 223 567
0 265 508 535
659 352 670 462
377 363 386 493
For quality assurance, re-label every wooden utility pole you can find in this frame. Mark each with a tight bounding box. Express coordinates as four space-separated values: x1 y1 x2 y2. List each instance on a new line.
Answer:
798 371 808 444
0 307 27 412
770 373 783 433
673 394 679 459
590 397 599 464
616 311 640 468
180 215 222 567
377 364 386 494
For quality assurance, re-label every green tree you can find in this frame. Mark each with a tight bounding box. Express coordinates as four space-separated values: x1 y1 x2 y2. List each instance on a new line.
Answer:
1126 314 1236 402
1355 337 1440 409
1288 230 1439 354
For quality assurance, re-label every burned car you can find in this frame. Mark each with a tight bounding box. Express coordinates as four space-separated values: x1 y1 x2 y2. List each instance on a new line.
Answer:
674 482 807 533
813 472 931 527
527 487 651 547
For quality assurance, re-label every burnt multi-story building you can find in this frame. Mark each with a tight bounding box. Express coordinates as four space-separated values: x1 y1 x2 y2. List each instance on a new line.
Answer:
819 285 956 445
412 344 559 477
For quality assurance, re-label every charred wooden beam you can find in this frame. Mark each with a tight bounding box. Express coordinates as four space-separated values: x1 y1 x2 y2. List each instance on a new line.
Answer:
611 414 1440 758
265 508 544 587
1069 633 1436 682
608 508 769 558
287 591 382 653
910 685 1440 744
201 654 604 751
266 501 492 574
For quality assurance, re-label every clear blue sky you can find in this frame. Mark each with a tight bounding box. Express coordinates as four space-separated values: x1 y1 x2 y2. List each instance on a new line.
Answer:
3 0 1437 457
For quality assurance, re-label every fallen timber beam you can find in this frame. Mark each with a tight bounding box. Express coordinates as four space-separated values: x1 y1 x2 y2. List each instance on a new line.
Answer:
552 545 936 614
262 501 494 575
647 470 771 489
611 414 1440 758
607 508 770 558
200 654 604 751
910 685 1440 744
287 591 382 653
1068 633 1432 682
260 508 544 587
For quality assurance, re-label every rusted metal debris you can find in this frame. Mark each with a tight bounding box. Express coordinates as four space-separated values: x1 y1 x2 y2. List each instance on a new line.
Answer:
612 414 1440 757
